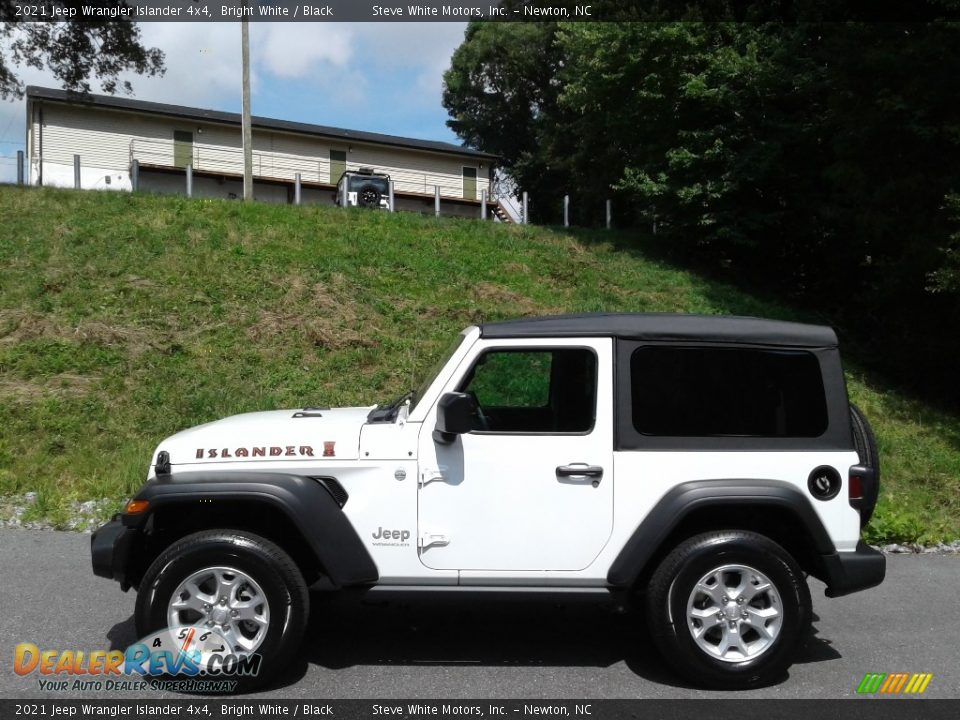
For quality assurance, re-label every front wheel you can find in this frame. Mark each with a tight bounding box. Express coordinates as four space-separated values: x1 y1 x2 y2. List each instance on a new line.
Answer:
135 530 309 690
645 531 811 689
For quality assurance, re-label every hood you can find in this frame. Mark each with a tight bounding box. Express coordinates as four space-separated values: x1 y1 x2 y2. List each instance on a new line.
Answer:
158 407 375 466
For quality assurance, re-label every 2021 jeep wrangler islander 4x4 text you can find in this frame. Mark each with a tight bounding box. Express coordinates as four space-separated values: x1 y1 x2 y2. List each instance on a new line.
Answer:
92 313 884 688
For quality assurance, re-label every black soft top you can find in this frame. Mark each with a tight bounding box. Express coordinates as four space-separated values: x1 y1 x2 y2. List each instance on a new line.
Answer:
480 313 838 348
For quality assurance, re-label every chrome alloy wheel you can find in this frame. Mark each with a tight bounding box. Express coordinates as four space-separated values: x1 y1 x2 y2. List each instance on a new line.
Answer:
685 563 783 662
167 566 270 654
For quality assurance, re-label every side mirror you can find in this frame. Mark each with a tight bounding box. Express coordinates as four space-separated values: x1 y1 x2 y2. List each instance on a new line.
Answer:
433 392 476 443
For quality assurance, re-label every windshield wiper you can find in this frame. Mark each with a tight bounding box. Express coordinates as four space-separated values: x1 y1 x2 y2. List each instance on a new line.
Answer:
392 389 416 409
368 389 416 423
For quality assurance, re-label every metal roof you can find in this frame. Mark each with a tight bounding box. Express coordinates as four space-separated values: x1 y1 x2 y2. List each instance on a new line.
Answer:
26 86 497 161
480 313 838 348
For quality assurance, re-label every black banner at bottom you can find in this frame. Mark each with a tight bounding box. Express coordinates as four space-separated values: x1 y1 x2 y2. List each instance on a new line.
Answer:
2 699 958 720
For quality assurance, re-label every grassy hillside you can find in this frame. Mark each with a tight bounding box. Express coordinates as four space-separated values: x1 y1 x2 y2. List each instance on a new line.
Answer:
1 186 957 543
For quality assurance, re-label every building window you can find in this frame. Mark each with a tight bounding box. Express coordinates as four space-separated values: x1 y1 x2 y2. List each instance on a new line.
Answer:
462 166 477 200
173 131 193 169
330 150 346 185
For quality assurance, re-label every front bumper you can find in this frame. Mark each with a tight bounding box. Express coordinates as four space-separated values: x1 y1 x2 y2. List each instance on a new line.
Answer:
820 542 886 598
91 516 135 589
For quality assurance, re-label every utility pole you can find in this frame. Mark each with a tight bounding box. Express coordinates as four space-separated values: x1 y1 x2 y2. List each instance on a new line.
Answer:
241 16 253 201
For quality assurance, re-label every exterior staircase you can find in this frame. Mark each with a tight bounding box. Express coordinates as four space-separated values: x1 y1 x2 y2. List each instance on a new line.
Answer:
492 201 514 223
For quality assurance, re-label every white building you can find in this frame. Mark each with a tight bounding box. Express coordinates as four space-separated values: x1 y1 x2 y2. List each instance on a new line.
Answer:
25 86 503 219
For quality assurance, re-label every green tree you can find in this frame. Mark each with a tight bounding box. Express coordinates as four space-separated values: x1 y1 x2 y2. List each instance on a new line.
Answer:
1 3 164 99
442 18 567 221
559 21 960 288
443 11 960 401
928 194 960 294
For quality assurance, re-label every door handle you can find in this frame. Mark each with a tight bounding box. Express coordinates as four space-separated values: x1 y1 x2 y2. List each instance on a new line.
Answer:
556 464 604 481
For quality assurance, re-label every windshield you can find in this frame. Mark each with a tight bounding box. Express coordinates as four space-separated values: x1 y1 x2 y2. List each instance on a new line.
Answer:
410 329 471 413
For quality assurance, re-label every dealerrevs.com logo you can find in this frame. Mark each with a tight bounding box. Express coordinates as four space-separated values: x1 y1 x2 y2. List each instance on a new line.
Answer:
857 672 934 695
13 627 261 693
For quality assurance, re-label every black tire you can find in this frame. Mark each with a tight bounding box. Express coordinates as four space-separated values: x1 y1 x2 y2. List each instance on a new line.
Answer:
135 530 309 691
850 403 881 526
356 183 381 208
645 531 811 689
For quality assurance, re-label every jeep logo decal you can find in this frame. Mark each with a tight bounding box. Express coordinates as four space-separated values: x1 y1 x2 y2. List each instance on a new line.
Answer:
372 527 411 545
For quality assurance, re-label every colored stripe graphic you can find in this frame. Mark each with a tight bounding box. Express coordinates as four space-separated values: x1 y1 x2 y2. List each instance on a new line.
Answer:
857 673 886 693
891 673 909 693
910 674 934 694
879 673 899 693
857 672 933 694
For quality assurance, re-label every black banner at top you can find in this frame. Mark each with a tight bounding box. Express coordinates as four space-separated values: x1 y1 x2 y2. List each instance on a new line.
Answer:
3 0 960 23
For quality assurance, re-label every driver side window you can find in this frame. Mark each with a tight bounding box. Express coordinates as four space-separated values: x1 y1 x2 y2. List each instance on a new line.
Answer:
459 348 596 434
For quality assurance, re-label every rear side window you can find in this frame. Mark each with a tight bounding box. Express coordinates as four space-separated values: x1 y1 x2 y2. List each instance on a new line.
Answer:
631 347 828 437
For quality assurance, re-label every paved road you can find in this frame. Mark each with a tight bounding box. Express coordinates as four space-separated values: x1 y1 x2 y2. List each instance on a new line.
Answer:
1 529 957 700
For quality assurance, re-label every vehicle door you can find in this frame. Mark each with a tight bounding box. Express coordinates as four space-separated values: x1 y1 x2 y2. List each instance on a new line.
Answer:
416 337 613 571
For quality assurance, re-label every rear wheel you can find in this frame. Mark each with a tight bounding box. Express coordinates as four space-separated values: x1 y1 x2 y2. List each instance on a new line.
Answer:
850 404 881 525
646 531 811 689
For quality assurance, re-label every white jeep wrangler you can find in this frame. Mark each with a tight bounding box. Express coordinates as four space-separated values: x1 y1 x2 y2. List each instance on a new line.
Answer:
335 167 391 210
92 313 884 689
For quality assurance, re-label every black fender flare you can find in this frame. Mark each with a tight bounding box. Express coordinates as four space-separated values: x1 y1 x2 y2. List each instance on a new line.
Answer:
606 479 835 587
125 471 378 587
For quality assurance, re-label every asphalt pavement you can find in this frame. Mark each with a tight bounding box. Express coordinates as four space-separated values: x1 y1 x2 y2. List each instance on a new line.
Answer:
1 529 957 700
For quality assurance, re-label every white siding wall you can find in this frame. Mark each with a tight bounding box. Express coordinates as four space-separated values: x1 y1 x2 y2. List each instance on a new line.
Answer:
31 102 170 190
138 171 292 204
28 102 491 202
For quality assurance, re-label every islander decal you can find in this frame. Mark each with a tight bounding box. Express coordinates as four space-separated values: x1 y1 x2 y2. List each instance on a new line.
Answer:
195 445 316 459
